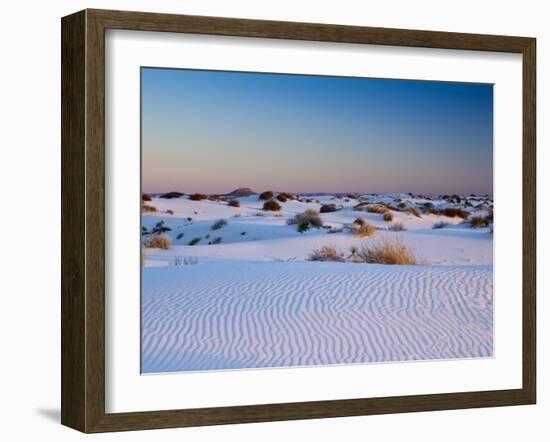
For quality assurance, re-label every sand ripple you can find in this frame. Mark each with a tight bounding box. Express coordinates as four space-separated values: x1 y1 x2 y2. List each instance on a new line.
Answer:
141 263 493 373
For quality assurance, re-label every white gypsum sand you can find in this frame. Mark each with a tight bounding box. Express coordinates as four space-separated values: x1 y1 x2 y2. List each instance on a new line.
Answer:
141 192 493 373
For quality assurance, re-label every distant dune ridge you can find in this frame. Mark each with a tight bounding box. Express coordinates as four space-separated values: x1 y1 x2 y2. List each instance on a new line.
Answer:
225 187 257 197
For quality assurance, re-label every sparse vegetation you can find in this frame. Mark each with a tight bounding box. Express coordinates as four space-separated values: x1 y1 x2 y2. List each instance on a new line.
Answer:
176 233 184 239
276 193 288 202
432 221 449 229
263 200 282 211
287 209 323 230
159 191 184 199
211 237 223 245
188 237 202 246
259 190 274 200
211 219 228 230
383 211 394 222
166 209 174 215
227 199 240 207
142 220 171 236
142 204 158 213
350 219 376 238
397 202 407 209
388 222 405 231
189 193 207 201
443 207 470 219
408 207 422 218
307 245 345 262
367 204 387 214
142 193 152 201
144 234 172 249
470 216 490 228
320 204 338 213
355 237 419 265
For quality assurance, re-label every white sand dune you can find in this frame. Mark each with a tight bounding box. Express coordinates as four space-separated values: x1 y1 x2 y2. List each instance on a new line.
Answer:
142 262 493 373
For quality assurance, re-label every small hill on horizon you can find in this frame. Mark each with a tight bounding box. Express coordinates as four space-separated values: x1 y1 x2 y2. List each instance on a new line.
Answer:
225 187 257 197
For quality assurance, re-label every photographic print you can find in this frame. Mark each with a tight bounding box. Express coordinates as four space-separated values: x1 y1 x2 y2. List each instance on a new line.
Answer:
140 68 494 374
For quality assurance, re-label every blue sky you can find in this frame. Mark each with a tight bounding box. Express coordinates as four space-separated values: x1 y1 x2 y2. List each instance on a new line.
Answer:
141 68 493 195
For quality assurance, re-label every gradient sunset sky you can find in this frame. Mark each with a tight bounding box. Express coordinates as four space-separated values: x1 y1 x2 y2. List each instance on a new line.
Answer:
141 68 493 195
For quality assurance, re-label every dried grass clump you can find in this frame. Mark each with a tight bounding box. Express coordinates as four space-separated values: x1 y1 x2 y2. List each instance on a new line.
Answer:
276 193 288 202
227 199 240 207
383 211 394 222
388 222 405 231
443 207 470 219
287 209 323 229
211 219 227 230
367 204 387 214
307 245 345 262
432 221 449 229
408 208 422 218
189 193 207 201
426 206 441 215
350 219 377 238
356 237 418 265
142 193 152 201
320 204 339 213
263 200 282 211
259 190 274 200
144 234 172 249
142 204 158 213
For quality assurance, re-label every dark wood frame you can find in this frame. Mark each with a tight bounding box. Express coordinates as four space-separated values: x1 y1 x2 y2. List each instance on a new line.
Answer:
61 8 536 433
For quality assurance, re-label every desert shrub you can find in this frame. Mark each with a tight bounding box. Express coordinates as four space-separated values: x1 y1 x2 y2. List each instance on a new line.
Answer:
388 222 405 231
346 194 357 199
188 237 201 246
408 208 422 218
259 190 274 200
142 220 171 236
320 204 339 213
297 221 310 234
142 204 157 213
356 237 418 265
432 221 449 229
263 200 282 211
353 217 366 226
227 199 240 207
276 193 288 202
166 209 174 215
144 234 172 249
398 202 407 209
443 207 470 219
211 219 228 230
287 209 323 229
176 233 184 240
159 191 184 199
211 237 223 245
307 245 344 262
367 204 387 214
426 206 441 215
255 211 265 217
350 220 376 238
189 193 207 201
142 193 152 201
470 216 490 228
383 211 394 222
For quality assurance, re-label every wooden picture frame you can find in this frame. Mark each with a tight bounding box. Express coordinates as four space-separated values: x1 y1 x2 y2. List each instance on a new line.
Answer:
61 8 536 433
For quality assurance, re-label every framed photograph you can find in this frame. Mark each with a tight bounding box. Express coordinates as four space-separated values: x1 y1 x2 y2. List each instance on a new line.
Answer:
61 9 536 433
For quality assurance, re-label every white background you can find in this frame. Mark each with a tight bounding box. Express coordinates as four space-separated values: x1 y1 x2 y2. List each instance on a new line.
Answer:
106 30 523 413
0 0 547 440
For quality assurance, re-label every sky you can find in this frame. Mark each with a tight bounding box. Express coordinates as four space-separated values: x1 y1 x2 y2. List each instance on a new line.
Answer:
141 67 493 195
